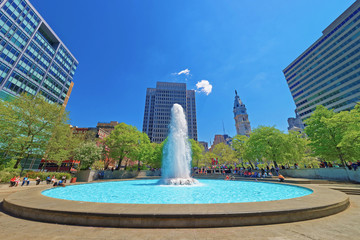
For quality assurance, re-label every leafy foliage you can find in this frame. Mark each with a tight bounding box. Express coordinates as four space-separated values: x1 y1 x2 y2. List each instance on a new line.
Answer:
189 139 204 167
103 123 146 170
211 142 237 165
305 104 360 165
0 93 68 169
74 142 102 170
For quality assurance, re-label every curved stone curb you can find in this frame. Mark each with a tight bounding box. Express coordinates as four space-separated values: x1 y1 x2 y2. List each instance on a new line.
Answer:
2 183 349 228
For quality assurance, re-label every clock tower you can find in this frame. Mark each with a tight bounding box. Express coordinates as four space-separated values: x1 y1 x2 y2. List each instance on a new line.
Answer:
233 90 251 137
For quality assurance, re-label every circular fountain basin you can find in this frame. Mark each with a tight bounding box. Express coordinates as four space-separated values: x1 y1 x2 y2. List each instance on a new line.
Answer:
42 179 312 204
3 179 349 228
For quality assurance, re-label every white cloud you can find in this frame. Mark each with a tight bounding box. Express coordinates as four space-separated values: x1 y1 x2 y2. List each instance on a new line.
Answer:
177 69 190 76
196 80 212 95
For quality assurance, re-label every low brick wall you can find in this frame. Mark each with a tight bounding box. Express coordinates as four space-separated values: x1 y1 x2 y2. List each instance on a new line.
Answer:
75 170 138 182
146 170 161 176
280 168 360 183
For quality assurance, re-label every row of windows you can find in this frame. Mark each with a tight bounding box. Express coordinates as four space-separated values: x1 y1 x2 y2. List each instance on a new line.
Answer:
292 44 360 97
284 6 360 76
65 78 71 88
16 56 45 84
41 90 58 104
41 75 62 97
0 61 10 85
70 62 77 77
0 11 29 49
55 45 74 73
330 95 360 111
49 62 67 83
25 41 51 70
298 79 360 111
2 0 40 36
287 17 360 85
0 35 19 65
293 52 360 99
300 91 360 117
34 31 55 57
289 26 360 88
4 70 38 95
295 63 360 105
290 28 360 92
296 69 360 107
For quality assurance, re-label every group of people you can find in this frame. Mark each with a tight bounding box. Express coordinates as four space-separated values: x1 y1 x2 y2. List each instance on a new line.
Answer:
347 161 360 171
10 175 32 187
224 175 235 181
46 175 67 187
10 175 67 187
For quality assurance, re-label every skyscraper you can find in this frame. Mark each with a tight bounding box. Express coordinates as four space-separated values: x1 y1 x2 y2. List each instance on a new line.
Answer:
233 90 251 137
142 82 197 143
0 0 78 107
283 1 360 120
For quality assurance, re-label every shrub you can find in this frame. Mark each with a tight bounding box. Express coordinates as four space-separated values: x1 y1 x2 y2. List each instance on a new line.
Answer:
0 170 72 183
25 171 72 181
0 168 21 183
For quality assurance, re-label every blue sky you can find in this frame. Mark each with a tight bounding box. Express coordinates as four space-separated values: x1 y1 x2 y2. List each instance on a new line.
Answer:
31 0 355 144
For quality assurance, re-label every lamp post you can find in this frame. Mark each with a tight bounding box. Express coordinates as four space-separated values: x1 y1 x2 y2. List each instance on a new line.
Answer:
138 140 141 172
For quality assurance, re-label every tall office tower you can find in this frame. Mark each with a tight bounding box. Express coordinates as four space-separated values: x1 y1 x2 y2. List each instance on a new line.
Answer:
142 82 198 143
233 90 251 137
0 0 78 107
283 1 360 120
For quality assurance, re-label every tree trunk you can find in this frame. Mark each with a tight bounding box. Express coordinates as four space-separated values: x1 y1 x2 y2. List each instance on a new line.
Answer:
13 157 22 169
116 157 123 170
273 160 278 168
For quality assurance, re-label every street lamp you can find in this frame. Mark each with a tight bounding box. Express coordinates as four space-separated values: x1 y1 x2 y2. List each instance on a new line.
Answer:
138 140 141 172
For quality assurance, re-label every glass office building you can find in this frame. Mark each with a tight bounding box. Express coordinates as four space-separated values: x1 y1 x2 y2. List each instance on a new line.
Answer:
283 0 360 120
142 82 198 143
0 0 78 107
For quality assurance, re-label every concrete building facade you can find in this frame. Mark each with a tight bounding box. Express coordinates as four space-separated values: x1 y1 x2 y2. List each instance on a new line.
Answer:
210 134 232 151
287 110 305 133
233 90 251 137
0 0 78 107
283 0 360 120
142 82 197 143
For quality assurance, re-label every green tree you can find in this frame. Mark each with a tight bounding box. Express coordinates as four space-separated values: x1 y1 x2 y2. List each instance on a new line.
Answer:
232 134 250 166
283 131 309 167
245 126 287 167
44 124 84 171
74 142 102 170
103 123 142 170
202 151 217 167
211 143 236 166
189 139 204 168
0 93 68 169
146 142 164 169
305 105 360 166
133 132 153 170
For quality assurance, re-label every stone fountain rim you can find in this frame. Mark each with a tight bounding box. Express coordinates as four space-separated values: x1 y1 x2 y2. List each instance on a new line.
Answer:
2 181 349 228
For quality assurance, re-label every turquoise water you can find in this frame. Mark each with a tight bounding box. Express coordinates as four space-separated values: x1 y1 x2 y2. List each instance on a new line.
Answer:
42 179 313 204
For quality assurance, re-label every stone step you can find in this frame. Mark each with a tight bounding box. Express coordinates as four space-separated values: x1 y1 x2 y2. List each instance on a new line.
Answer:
331 188 360 195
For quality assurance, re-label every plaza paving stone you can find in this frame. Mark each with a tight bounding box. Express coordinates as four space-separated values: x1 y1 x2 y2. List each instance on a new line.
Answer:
0 179 359 239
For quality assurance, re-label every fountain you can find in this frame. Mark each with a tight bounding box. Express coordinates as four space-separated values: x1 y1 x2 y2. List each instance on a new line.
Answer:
160 103 198 185
6 104 347 228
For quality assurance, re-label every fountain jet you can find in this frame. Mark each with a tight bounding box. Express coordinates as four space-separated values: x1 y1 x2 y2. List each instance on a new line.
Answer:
159 104 198 185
